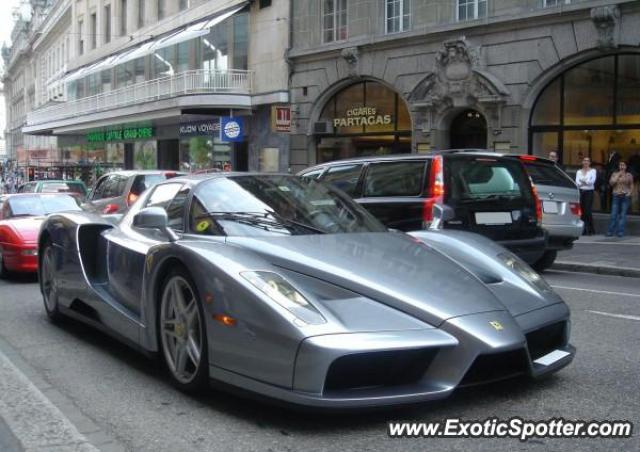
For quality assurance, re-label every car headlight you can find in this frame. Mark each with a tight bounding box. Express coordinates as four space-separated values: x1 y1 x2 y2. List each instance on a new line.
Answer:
241 271 326 325
497 252 552 293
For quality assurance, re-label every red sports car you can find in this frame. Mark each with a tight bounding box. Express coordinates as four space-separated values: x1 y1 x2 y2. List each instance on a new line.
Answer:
0 193 82 277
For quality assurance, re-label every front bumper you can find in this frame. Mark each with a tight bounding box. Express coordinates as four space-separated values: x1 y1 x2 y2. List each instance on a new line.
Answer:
1 243 38 273
209 305 575 408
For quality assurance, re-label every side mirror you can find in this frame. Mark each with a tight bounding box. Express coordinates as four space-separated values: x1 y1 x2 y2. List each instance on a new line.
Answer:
430 204 455 230
133 207 178 242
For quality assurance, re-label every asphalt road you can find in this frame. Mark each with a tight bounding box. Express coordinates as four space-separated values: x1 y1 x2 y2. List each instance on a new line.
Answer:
0 270 638 452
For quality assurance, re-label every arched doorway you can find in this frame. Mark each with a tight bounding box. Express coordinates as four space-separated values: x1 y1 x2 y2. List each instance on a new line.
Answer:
449 109 487 149
315 81 412 163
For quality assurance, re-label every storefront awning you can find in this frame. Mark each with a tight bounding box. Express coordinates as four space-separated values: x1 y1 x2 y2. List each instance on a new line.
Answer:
60 2 247 85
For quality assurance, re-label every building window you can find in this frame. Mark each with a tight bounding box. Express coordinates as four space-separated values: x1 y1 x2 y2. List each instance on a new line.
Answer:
322 0 347 43
138 0 145 28
121 0 127 35
259 0 272 8
90 13 97 49
179 0 188 10
457 0 487 21
78 19 84 55
543 0 569 7
158 0 165 20
386 0 411 34
104 5 111 43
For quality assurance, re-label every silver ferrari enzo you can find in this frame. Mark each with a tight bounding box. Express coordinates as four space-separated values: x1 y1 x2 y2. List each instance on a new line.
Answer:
38 173 575 408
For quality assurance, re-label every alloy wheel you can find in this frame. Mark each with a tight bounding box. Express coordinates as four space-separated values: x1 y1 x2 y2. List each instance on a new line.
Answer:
160 276 204 385
41 244 58 315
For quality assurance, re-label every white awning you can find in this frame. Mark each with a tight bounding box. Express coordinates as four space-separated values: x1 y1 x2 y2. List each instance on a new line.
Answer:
60 2 247 85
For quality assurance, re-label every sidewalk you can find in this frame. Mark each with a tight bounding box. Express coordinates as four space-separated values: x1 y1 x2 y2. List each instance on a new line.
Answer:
552 235 640 278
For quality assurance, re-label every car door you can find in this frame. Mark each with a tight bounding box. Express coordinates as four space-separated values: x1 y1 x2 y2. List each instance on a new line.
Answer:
357 160 429 231
103 183 188 318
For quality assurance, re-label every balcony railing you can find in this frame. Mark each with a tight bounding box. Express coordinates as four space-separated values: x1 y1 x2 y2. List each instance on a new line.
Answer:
27 69 253 127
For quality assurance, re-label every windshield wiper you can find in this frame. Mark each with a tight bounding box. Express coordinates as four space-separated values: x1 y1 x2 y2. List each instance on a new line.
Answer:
196 211 325 234
265 209 327 234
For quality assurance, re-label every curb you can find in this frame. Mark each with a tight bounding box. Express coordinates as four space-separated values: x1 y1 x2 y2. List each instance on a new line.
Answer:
552 261 640 278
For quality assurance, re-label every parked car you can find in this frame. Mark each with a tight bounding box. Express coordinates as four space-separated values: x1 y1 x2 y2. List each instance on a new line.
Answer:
0 193 82 277
84 170 185 215
299 151 546 265
37 173 574 406
507 156 583 271
18 179 88 201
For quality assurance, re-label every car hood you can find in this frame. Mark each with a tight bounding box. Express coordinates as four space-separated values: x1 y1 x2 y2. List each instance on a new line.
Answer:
1 217 43 243
226 232 537 326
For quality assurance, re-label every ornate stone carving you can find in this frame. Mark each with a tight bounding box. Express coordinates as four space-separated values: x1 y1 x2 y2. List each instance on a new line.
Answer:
340 46 360 77
591 5 620 49
408 38 509 136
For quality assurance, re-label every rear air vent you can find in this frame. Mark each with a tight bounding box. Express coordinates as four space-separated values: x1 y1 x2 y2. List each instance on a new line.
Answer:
324 348 437 393
69 299 101 323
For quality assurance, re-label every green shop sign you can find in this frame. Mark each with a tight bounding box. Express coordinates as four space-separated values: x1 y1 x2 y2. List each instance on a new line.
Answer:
87 127 154 143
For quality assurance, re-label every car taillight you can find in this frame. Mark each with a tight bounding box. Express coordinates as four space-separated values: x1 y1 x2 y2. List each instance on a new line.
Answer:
103 204 119 214
570 202 582 217
126 192 139 207
519 155 537 161
423 156 445 225
164 172 177 178
531 184 543 224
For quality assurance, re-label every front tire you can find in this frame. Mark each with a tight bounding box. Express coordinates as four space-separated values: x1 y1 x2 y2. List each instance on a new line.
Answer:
158 267 209 393
40 239 62 322
533 250 557 272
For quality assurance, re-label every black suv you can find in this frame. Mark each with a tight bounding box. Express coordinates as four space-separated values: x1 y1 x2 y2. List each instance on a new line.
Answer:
299 151 546 264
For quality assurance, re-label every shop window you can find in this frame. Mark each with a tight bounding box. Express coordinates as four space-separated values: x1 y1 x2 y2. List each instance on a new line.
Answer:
386 0 411 34
564 56 615 125
531 77 561 126
617 54 640 125
457 0 486 21
322 0 347 43
134 141 158 169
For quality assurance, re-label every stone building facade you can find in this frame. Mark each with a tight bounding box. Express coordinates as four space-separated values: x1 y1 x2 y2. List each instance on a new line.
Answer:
288 0 640 178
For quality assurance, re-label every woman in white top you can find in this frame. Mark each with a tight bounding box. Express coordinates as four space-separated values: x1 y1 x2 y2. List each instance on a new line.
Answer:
575 156 597 235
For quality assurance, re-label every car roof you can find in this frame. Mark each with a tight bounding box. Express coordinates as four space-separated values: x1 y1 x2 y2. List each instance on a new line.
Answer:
300 149 525 171
99 170 186 177
164 172 292 186
1 193 78 200
36 179 86 184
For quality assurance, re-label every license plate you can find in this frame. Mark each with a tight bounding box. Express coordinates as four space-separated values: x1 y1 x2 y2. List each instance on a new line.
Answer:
533 349 571 366
543 201 559 214
475 212 512 225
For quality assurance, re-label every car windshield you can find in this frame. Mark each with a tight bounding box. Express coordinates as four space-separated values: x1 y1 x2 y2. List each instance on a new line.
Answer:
8 195 82 217
40 182 87 194
190 175 387 236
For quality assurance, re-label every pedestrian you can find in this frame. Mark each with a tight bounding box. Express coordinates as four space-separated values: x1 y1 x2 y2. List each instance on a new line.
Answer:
548 150 565 171
606 161 634 237
576 156 597 235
